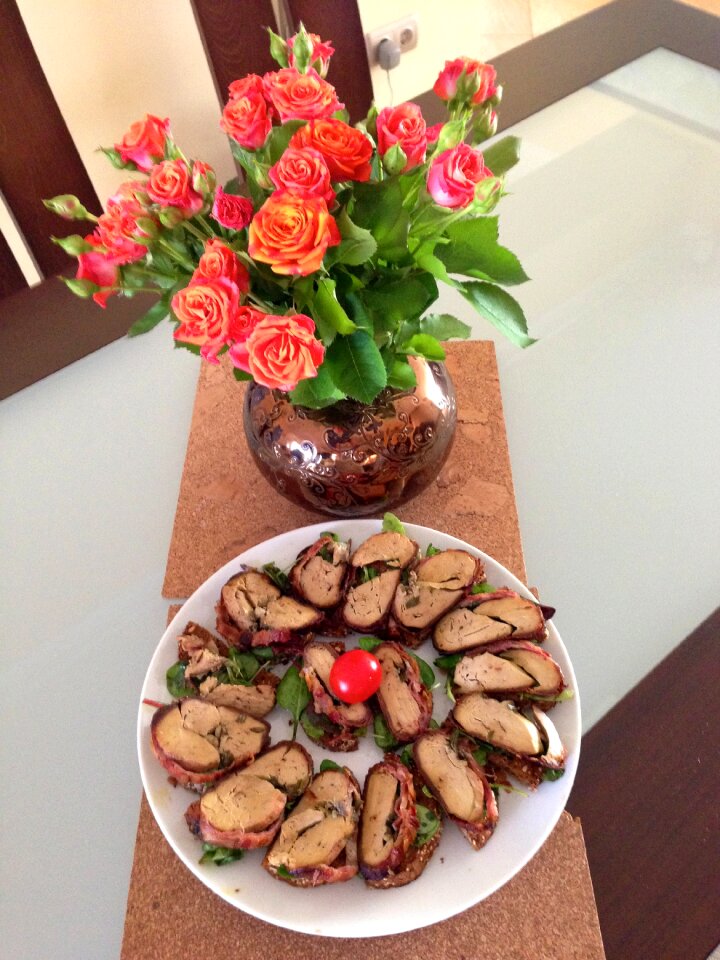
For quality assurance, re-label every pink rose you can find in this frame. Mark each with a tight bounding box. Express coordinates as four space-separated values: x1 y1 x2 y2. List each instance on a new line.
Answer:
211 188 254 229
146 159 203 216
221 88 272 149
227 74 265 101
96 197 147 264
427 143 493 208
76 235 122 307
172 276 240 359
232 313 324 391
376 102 427 170
115 114 170 171
193 238 249 292
433 58 497 105
268 147 334 204
426 123 443 144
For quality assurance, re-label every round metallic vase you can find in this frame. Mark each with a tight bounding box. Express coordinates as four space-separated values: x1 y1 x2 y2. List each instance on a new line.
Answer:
243 357 457 517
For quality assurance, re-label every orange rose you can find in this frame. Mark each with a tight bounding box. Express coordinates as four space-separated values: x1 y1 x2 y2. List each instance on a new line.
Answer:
146 159 203 216
171 277 239 349
290 119 372 182
220 91 272 149
237 313 324 391
227 74 265 100
193 238 249 292
248 191 340 276
114 114 169 171
263 67 342 122
268 147 334 204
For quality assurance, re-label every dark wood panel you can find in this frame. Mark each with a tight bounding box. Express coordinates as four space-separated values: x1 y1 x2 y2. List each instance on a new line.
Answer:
567 606 720 960
286 0 373 122
0 1 101 278
0 275 153 399
0 230 27 298
191 0 277 103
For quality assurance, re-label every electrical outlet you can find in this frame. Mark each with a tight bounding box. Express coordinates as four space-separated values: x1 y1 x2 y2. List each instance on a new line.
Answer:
366 15 419 67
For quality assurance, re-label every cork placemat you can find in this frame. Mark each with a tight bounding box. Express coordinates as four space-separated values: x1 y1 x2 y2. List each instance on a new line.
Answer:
122 785 604 960
162 341 526 599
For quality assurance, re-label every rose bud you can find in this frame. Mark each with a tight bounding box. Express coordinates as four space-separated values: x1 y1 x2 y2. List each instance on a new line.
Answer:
43 194 93 220
192 160 216 196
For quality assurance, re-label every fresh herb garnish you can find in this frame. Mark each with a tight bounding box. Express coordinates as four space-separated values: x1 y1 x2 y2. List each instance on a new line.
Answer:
262 561 290 591
276 864 293 879
199 843 244 866
429 718 440 729
489 782 529 797
318 545 334 562
414 804 441 846
408 652 436 689
382 512 406 535
433 653 462 672
359 565 379 583
426 544 441 556
542 768 565 781
472 744 491 766
445 673 456 703
277 664 311 739
166 660 196 699
252 646 275 662
299 709 326 740
216 648 261 687
373 712 399 750
399 743 415 767
358 635 383 652
320 759 343 772
320 531 340 542
470 582 495 595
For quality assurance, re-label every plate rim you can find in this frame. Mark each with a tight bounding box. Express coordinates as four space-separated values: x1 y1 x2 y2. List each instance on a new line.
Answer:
137 518 581 937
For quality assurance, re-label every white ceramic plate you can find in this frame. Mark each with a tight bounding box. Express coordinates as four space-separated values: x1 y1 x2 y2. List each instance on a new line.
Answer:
137 519 581 938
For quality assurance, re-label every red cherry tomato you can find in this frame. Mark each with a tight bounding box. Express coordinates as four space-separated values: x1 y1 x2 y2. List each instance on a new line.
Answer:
329 649 382 704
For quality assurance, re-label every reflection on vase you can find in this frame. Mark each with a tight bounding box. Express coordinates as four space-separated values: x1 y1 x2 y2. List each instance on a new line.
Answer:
243 356 457 517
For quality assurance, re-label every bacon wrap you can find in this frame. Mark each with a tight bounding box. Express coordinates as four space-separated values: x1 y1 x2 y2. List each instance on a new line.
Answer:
185 800 285 850
452 738 499 848
359 755 418 882
458 587 518 608
375 642 433 742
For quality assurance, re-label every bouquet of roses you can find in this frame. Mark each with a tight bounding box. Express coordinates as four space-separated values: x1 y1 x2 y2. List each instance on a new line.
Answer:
45 25 531 408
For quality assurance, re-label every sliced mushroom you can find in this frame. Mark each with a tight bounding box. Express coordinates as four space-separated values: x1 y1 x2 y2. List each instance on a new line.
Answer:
375 642 432 742
290 535 349 609
151 699 270 791
433 607 513 653
453 651 536 696
342 568 401 632
263 768 362 886
301 641 372 729
434 589 547 652
416 550 482 590
198 673 278 719
453 693 543 756
221 569 281 631
499 644 565 696
184 648 227 680
350 531 417 569
413 729 497 849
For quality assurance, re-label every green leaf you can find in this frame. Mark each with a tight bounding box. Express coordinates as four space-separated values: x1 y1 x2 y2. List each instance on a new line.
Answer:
359 565 379 583
215 649 261 686
166 661 196 699
470 582 495 595
327 209 377 267
472 745 490 766
523 688 575 703
373 712 399 750
542 768 565 781
62 276 99 298
232 367 253 381
320 759 343 772
409 652 435 689
51 234 94 255
426 544 441 556
419 313 471 342
436 218 529 286
267 28 289 67
262 561 290 591
299 709 326 740
174 340 201 356
482 135 521 177
324 330 387 404
413 248 461 289
128 299 168 337
357 636 383 652
386 359 417 390
277 664 311 739
98 146 134 170
352 178 410 262
382 512 406 535
289 24 313 72
460 281 536 348
199 843 244 866
433 653 462 672
252 646 275 662
399 743 415 768
266 120 307 164
382 143 407 176
400 333 446 361
312 278 356 336
361 275 438 335
289 365 345 409
276 864 293 879
414 804 441 846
